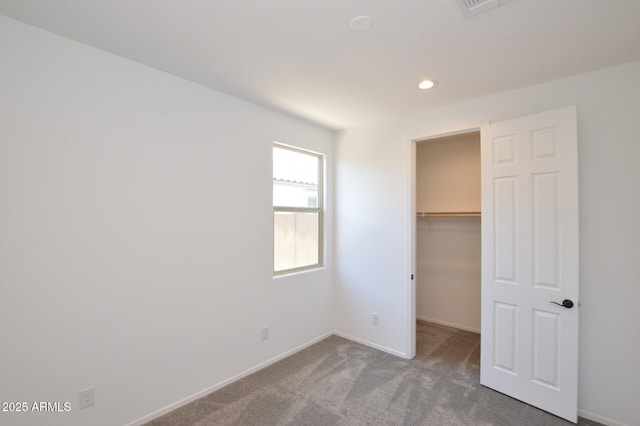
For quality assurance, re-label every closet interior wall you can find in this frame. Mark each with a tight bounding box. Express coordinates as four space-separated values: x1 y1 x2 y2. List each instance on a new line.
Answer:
416 132 481 332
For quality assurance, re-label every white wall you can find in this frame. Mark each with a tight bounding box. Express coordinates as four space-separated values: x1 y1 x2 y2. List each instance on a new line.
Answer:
416 133 481 213
334 60 640 426
0 16 333 426
416 217 481 332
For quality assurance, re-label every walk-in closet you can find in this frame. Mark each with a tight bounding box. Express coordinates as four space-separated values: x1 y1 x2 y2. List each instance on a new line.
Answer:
416 131 481 333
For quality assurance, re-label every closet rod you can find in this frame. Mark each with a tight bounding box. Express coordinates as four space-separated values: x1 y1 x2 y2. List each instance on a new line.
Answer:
417 211 481 217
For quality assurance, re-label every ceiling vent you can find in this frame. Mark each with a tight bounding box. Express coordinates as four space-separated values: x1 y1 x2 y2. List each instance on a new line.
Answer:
458 0 501 17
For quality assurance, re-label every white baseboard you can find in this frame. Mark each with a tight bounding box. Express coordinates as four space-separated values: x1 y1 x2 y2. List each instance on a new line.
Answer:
125 331 333 426
416 315 480 334
331 330 409 359
578 408 628 426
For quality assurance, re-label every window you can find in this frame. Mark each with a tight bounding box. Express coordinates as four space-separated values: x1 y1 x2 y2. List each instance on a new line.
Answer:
273 143 323 275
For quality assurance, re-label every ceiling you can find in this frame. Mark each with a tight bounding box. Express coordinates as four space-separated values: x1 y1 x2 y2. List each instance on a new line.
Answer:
1 0 640 130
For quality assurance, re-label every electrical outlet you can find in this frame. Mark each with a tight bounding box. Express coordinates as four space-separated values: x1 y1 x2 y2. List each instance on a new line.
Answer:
79 386 95 409
372 313 379 326
261 327 269 341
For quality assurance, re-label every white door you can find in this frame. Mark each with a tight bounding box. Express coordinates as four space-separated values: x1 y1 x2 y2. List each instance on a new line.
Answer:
480 106 579 422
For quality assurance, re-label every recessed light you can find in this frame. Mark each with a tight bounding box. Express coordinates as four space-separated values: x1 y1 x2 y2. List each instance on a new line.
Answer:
418 80 437 90
350 16 372 32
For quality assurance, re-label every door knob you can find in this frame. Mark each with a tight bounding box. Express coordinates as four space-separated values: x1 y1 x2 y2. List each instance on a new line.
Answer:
550 299 574 309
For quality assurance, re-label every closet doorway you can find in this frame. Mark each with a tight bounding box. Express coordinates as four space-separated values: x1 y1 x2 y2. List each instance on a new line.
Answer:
415 131 481 334
408 107 579 422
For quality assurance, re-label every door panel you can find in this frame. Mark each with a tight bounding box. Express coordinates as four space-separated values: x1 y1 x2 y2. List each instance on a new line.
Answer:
532 309 560 389
494 176 517 283
481 106 579 423
494 302 517 374
533 172 560 288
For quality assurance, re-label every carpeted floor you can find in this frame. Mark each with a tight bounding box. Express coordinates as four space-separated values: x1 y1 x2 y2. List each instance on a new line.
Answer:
147 321 602 425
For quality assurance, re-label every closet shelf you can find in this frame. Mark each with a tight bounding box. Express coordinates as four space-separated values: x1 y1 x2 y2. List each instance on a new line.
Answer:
417 211 481 217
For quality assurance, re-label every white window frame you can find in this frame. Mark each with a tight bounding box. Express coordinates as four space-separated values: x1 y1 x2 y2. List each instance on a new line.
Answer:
273 143 324 276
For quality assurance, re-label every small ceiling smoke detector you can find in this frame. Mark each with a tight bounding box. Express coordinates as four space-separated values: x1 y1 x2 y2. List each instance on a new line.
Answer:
419 80 437 90
350 16 372 32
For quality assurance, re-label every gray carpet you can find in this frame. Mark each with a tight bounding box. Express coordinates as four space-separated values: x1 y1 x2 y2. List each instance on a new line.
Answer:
147 321 602 425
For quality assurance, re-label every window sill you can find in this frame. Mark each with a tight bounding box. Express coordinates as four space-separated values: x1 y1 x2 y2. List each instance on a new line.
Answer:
273 265 326 279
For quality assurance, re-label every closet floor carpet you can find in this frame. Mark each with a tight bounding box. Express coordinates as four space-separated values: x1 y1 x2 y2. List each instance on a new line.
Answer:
146 321 601 426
